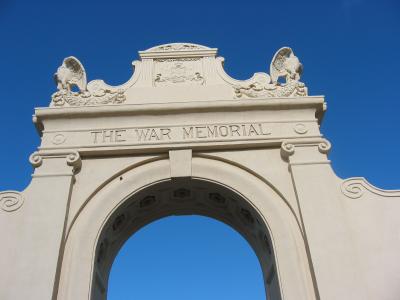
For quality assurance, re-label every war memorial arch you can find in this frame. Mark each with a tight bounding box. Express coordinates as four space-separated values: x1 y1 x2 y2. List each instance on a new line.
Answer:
1 43 400 300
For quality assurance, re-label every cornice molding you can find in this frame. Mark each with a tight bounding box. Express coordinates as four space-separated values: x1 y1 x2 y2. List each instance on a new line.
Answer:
35 97 325 119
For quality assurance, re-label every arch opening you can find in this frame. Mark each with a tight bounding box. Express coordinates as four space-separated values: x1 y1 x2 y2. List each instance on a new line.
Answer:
91 179 282 300
108 215 267 300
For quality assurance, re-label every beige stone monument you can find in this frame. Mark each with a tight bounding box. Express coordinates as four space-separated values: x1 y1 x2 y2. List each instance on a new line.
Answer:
1 43 399 300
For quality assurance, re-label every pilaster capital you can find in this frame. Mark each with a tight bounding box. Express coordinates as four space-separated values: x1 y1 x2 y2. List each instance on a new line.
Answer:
280 138 331 165
29 150 81 177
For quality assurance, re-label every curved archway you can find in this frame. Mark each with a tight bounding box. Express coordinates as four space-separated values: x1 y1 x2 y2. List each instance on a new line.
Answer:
57 157 315 300
93 179 278 300
107 215 267 300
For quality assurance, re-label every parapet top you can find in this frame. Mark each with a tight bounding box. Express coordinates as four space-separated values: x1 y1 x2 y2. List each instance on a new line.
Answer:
51 43 308 107
143 43 212 52
139 43 218 58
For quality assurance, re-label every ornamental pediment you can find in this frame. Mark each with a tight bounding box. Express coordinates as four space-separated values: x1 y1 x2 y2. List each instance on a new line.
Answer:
51 43 308 107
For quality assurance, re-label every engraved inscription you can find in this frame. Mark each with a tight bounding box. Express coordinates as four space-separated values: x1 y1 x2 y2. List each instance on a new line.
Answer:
91 130 127 143
182 124 270 139
135 128 172 141
90 123 271 145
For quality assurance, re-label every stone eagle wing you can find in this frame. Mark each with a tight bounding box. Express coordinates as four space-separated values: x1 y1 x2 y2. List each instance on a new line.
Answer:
269 47 294 84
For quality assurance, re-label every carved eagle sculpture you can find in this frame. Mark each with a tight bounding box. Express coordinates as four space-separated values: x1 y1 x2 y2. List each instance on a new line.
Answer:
234 47 307 98
270 47 303 84
54 56 87 93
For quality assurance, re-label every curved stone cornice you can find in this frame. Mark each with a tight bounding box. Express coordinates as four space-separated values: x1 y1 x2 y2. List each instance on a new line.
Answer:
341 177 400 199
143 43 212 52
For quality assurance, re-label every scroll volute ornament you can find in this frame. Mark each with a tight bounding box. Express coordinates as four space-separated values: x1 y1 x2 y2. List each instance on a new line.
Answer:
341 178 400 199
0 191 24 212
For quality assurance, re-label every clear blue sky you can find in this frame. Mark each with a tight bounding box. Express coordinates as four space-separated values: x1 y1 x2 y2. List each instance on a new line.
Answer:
1 1 399 299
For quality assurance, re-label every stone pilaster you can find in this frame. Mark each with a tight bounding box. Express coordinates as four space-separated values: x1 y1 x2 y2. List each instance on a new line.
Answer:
0 150 81 300
281 139 368 300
